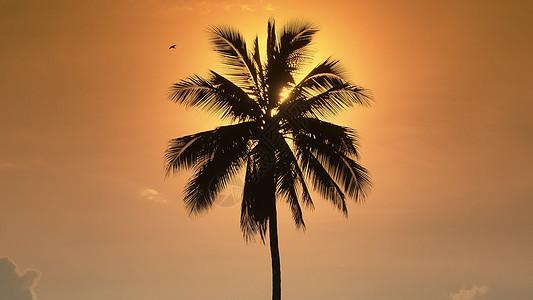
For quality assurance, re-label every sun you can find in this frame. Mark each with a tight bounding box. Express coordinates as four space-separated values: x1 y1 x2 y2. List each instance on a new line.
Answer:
279 86 292 103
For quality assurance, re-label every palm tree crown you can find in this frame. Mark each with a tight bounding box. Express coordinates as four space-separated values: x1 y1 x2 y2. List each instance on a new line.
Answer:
165 18 372 299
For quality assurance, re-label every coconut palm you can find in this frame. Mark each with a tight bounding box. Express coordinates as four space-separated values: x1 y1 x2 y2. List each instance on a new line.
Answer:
165 18 372 300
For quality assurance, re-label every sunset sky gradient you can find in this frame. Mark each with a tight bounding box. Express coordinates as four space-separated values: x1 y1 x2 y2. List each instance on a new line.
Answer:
1 0 532 299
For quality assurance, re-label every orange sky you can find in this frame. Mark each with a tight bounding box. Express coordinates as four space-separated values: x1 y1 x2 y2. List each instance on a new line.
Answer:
1 0 532 299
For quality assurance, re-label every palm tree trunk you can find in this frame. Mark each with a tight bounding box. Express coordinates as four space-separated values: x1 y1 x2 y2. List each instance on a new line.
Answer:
269 202 281 300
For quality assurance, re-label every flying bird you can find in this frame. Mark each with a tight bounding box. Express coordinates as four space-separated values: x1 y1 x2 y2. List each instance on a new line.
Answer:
169 44 176 50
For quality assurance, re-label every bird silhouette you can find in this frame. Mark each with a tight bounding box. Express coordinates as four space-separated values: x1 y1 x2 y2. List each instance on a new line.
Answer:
169 44 176 50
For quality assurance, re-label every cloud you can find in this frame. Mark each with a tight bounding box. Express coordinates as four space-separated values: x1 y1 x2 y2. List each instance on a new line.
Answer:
450 285 489 300
0 256 41 300
140 188 168 203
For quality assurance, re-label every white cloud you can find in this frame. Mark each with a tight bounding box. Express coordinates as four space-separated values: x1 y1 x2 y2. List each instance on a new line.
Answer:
0 256 41 300
450 285 489 300
140 188 168 203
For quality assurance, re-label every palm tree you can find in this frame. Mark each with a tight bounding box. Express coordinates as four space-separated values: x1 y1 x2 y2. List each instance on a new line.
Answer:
165 18 372 300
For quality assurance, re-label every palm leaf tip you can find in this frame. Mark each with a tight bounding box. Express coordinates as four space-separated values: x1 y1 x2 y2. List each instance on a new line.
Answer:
207 25 260 92
279 20 319 61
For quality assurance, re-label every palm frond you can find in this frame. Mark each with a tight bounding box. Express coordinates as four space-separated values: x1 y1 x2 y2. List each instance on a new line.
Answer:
281 118 360 157
266 18 278 68
293 57 346 91
165 122 257 176
165 130 211 175
278 20 318 73
275 160 305 229
252 35 267 107
168 72 261 121
279 58 371 118
275 139 311 229
209 71 262 119
183 136 250 215
296 144 347 215
276 137 313 209
283 81 372 118
208 25 260 94
294 134 371 202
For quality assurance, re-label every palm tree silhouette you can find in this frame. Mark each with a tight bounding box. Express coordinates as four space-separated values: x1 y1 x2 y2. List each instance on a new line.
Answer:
165 18 372 300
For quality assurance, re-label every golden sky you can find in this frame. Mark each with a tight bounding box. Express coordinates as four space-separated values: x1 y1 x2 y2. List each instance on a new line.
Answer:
1 0 532 299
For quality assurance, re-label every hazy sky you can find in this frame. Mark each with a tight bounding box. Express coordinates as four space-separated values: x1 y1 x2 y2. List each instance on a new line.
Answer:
1 0 532 299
